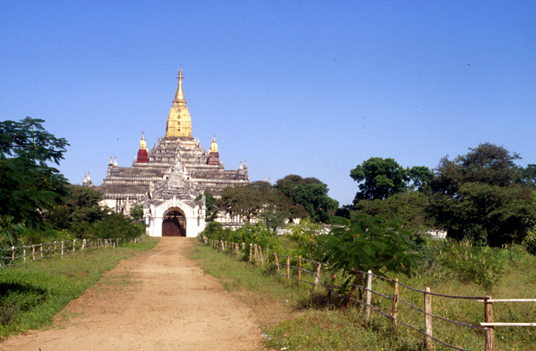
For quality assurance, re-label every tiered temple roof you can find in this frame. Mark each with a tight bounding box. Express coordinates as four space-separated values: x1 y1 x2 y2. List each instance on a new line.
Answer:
93 69 249 205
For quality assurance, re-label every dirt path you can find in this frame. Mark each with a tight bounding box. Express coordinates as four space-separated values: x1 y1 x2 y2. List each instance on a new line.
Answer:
1 238 265 351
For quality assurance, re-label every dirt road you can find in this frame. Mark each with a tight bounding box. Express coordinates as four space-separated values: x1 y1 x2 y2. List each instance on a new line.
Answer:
1 238 265 351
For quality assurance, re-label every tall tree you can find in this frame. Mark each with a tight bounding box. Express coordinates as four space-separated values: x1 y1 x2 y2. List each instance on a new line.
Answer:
274 175 338 223
0 117 69 227
520 164 536 188
429 143 535 246
350 157 431 203
216 181 308 229
45 185 107 232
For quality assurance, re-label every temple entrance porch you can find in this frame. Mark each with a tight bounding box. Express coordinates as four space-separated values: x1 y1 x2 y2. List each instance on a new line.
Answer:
162 209 186 237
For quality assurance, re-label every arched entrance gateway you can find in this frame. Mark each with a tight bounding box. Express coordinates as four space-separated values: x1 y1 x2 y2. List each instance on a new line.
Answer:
162 209 186 237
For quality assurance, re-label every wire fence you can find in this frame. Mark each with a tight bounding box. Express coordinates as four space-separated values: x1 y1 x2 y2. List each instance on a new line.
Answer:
201 236 535 351
0 237 139 268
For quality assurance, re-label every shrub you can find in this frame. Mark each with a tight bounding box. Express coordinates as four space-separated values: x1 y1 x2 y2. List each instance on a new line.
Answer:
85 213 144 241
436 240 506 291
522 227 536 255
202 221 225 240
288 218 324 261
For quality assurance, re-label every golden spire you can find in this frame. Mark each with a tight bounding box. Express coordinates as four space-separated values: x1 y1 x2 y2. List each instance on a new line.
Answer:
166 68 192 138
139 131 147 150
209 134 218 153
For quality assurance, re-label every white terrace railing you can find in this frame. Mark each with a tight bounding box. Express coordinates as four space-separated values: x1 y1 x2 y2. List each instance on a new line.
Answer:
0 237 139 268
201 236 536 351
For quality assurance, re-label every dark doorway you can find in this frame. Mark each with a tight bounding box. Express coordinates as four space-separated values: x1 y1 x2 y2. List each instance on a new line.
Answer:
162 210 186 237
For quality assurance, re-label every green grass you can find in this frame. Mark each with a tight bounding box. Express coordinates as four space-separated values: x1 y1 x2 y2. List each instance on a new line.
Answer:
190 240 416 350
191 239 536 351
0 236 159 339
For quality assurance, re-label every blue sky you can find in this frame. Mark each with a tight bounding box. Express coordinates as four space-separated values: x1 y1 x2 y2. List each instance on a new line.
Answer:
2 1 535 205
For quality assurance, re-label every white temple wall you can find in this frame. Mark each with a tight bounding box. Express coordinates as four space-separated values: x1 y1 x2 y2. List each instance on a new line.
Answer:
146 197 206 237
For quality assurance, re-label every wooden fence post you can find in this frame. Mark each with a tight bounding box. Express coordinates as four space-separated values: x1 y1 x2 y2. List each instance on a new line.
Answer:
73 239 76 252
259 247 264 266
54 241 57 255
40 245 43 259
11 246 14 263
392 278 399 332
221 240 225 251
32 244 35 261
314 263 321 291
298 257 302 280
254 244 258 263
365 270 372 320
274 253 280 272
23 247 26 262
485 297 495 351
61 241 64 259
82 239 86 250
424 287 434 350
286 256 290 281
249 244 252 262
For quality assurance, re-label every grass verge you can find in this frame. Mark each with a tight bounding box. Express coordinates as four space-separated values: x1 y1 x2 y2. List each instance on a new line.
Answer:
190 239 417 351
0 236 159 339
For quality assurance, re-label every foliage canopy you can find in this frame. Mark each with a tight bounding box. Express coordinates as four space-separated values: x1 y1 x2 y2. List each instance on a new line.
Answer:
350 157 432 203
0 117 69 227
429 143 536 246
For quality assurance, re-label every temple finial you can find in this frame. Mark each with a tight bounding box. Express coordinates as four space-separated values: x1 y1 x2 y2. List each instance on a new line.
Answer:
166 68 192 137
139 132 147 151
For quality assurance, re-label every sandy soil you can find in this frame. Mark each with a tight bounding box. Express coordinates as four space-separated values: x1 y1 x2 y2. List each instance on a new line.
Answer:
0 238 265 351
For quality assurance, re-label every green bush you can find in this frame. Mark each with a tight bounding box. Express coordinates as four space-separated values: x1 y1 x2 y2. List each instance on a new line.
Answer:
320 215 421 277
435 240 506 291
227 223 281 252
287 218 324 261
0 215 25 248
522 227 536 255
202 221 226 240
85 213 144 241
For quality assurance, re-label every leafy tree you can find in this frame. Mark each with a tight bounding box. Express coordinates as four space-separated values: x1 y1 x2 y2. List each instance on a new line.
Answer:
350 158 407 202
520 164 536 188
354 191 434 233
130 205 144 221
195 192 217 221
85 212 144 240
429 143 536 246
319 215 421 308
44 185 108 233
350 158 431 203
274 175 339 223
0 117 69 227
216 181 308 229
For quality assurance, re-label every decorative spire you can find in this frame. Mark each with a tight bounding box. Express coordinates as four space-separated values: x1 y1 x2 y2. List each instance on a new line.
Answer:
137 132 149 163
209 134 218 153
109 156 113 165
139 131 147 151
87 172 91 181
244 159 247 168
166 68 192 138
206 134 220 165
174 68 186 104
239 161 243 170
114 157 118 166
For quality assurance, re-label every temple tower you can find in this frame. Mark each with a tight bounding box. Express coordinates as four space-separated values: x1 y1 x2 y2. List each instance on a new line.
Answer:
207 134 220 165
137 132 149 163
166 68 192 137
